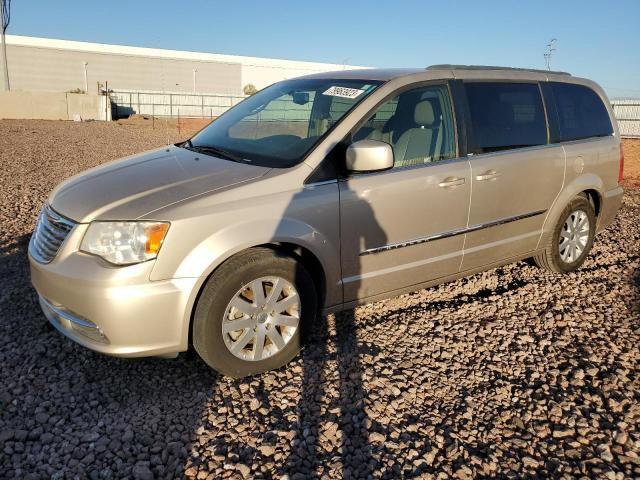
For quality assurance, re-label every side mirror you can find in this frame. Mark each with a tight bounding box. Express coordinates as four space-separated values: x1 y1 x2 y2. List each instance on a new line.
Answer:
346 140 394 173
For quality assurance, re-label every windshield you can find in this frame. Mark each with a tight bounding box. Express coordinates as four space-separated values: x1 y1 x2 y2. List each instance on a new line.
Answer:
189 78 381 167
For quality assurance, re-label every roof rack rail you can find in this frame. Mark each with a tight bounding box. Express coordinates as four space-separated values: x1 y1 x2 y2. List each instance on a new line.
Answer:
426 64 571 76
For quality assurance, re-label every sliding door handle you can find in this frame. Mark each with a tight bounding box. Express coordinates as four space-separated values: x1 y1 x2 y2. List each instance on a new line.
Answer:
476 170 501 181
438 177 466 188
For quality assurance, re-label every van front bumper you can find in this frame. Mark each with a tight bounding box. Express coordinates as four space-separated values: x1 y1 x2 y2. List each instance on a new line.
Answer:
29 249 199 358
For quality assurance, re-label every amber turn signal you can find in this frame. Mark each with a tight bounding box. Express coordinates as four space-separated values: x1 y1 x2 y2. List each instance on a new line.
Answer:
145 223 170 255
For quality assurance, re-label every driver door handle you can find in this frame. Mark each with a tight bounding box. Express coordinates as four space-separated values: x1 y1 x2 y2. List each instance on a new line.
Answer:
438 177 466 188
476 170 501 181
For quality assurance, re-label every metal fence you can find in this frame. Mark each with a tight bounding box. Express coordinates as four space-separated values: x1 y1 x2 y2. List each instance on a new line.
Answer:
109 90 246 119
612 100 640 138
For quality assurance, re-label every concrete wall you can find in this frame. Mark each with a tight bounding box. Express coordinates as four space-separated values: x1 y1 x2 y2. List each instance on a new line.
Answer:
66 93 102 120
0 92 108 120
4 35 367 94
240 63 354 90
5 44 242 95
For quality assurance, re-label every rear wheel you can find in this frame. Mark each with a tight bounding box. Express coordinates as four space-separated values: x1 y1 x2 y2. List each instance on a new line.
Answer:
533 194 596 273
193 247 317 378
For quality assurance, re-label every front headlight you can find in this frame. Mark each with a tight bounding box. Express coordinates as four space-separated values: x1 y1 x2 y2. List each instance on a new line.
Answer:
80 221 170 265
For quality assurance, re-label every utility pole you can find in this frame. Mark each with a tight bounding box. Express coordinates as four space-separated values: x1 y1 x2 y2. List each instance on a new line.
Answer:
544 38 557 71
0 0 11 91
83 62 89 93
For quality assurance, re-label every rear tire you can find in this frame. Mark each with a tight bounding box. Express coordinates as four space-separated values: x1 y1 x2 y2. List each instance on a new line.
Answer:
193 247 317 378
533 194 596 273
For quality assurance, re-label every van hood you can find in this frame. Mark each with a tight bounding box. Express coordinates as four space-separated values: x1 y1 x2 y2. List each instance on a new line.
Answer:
49 146 271 222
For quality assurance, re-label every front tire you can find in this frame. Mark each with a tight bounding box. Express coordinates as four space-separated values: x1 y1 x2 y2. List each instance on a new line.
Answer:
533 194 596 273
193 247 317 378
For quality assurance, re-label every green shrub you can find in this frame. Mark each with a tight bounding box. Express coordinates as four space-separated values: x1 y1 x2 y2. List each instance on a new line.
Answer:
243 84 258 96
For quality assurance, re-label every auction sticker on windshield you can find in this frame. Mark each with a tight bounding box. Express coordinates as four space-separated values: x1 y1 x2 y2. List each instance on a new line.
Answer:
323 86 365 99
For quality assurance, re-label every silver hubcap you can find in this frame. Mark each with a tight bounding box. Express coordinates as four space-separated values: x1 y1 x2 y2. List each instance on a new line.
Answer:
559 209 590 263
222 276 300 361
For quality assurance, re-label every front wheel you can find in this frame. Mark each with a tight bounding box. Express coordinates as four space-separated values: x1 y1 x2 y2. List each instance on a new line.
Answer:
533 194 596 273
193 247 317 378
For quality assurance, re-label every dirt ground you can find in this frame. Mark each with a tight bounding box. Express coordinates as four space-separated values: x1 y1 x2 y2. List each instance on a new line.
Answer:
0 119 638 479
117 115 213 137
622 138 640 187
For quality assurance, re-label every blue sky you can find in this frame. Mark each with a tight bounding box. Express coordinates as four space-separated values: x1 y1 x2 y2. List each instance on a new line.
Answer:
9 0 640 98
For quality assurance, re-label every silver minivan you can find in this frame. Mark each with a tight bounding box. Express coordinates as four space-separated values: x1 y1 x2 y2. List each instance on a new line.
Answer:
29 65 624 377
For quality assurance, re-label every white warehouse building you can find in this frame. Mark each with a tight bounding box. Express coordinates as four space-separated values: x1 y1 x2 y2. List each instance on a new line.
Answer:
3 35 367 95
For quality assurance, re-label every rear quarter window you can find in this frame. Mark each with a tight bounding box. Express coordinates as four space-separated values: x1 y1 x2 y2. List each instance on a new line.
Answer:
464 82 548 154
550 82 613 142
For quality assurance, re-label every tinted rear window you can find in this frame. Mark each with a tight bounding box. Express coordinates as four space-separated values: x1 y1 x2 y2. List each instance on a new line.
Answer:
465 82 547 154
550 82 613 142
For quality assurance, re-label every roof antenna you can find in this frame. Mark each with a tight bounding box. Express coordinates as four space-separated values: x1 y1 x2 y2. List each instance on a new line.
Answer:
544 38 557 71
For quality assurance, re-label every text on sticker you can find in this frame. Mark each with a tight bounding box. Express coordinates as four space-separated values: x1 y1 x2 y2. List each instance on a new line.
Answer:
322 86 365 99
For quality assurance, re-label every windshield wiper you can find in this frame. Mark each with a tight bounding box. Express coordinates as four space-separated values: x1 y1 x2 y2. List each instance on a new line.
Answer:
182 140 248 163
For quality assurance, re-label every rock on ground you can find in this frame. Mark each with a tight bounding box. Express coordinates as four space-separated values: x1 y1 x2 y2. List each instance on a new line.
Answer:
1 119 639 479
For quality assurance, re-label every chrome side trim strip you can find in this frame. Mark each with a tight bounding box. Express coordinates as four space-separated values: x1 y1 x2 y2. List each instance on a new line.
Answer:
360 209 547 256
360 226 468 256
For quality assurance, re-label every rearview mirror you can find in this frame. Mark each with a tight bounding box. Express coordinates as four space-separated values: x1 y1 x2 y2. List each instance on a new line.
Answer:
292 92 310 105
346 140 394 173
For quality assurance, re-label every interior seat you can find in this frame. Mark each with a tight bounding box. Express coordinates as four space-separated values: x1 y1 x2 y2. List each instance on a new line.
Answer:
355 114 400 143
393 100 441 167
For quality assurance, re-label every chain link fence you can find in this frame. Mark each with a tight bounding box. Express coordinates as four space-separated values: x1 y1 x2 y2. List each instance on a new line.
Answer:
612 100 640 138
109 90 640 139
109 90 246 120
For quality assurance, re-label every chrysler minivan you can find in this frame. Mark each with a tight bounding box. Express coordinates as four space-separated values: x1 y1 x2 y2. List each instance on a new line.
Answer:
29 65 624 377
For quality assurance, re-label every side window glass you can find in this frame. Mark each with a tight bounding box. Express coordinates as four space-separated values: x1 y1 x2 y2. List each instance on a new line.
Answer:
464 82 547 154
352 84 457 168
550 82 613 141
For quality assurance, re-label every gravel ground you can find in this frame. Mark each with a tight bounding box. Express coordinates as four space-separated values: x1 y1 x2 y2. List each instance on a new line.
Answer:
622 139 640 188
0 119 639 479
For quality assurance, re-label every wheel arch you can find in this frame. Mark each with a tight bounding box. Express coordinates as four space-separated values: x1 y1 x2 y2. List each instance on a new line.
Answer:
582 188 602 217
260 242 328 310
542 175 604 233
187 241 330 348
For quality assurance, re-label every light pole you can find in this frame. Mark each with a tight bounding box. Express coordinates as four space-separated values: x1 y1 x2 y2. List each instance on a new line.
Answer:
0 0 11 91
83 62 88 93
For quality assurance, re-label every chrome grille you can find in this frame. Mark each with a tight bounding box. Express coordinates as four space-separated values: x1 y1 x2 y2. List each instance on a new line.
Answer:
30 204 76 263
